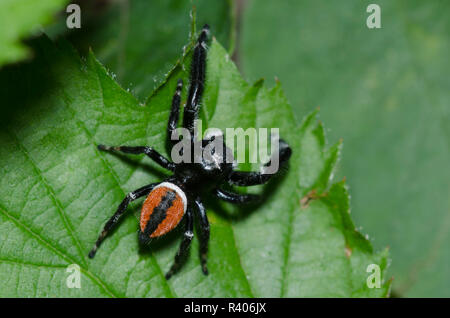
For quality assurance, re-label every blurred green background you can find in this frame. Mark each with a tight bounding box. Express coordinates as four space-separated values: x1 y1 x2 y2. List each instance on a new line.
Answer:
240 0 450 297
2 0 449 297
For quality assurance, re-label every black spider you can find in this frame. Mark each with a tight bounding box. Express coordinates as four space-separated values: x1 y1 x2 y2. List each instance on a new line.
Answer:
88 25 292 279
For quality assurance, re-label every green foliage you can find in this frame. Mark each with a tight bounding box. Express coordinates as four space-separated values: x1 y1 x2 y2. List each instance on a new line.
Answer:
0 0 67 67
48 0 233 101
0 31 389 297
241 0 450 297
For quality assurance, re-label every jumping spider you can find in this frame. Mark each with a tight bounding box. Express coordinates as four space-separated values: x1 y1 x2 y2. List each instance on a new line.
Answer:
88 25 292 279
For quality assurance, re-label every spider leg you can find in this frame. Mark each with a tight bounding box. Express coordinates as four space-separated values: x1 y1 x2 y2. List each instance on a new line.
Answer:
98 145 175 171
88 182 159 258
214 188 261 204
182 24 209 138
228 139 292 186
194 197 209 275
165 206 194 279
167 79 183 147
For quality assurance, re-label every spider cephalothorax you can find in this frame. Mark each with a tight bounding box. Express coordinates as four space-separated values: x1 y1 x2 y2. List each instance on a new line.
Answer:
88 24 292 279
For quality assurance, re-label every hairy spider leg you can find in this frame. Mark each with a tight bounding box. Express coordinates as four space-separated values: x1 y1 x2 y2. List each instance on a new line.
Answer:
167 79 183 149
228 139 292 186
97 145 175 171
194 197 210 275
213 188 261 203
165 207 194 279
182 24 210 138
88 182 159 258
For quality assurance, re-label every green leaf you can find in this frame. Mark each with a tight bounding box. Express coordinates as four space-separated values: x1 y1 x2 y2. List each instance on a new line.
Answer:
0 0 67 68
241 0 450 297
48 0 234 101
0 32 389 297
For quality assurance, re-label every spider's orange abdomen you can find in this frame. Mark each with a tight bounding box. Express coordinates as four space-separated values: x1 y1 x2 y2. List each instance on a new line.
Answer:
140 183 187 238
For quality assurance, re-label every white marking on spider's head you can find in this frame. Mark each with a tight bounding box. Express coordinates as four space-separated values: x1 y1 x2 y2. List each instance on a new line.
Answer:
185 231 194 238
154 182 187 213
210 152 221 169
204 128 223 140
200 41 209 50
